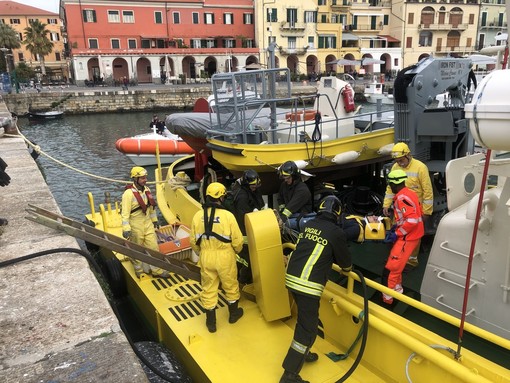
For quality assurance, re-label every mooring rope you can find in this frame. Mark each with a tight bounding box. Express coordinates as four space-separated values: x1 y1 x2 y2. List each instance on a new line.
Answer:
5 125 163 185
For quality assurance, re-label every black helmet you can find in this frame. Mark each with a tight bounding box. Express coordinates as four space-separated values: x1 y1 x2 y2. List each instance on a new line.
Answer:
317 195 342 218
242 169 260 186
279 161 299 179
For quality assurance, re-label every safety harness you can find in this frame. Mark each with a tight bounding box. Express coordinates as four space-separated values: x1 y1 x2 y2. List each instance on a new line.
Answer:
196 203 232 246
126 184 156 214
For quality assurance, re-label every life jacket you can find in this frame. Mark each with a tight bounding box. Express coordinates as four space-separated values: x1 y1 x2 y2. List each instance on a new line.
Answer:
126 184 156 214
196 202 232 246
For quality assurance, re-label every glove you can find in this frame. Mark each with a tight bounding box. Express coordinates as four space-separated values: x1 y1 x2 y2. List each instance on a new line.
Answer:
0 170 10 187
153 222 160 229
122 230 131 239
384 231 397 244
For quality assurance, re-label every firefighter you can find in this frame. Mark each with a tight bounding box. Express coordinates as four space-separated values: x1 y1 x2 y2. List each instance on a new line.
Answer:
280 195 352 383
382 169 424 306
232 169 265 284
277 161 312 222
382 142 432 266
121 166 169 278
190 182 244 333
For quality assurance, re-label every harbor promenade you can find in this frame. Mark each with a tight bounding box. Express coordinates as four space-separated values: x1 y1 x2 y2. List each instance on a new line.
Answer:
0 101 148 381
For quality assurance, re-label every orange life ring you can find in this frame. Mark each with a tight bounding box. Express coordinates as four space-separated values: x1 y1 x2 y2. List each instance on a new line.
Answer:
285 110 317 122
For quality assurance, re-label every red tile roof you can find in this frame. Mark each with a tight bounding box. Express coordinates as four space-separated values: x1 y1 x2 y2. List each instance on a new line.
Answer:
0 1 58 16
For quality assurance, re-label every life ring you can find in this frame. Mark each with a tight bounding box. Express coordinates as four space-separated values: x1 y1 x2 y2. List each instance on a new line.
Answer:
285 110 317 122
105 257 127 298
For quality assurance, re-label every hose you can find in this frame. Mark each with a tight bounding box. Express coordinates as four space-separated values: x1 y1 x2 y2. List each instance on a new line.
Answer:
0 247 183 383
335 269 370 383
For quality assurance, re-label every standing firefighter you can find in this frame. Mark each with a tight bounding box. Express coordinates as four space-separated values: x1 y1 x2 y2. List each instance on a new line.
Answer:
121 166 169 278
281 196 352 383
277 161 312 221
190 182 244 333
382 169 424 306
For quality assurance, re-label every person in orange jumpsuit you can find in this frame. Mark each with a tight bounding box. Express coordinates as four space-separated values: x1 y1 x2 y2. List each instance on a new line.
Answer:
382 169 424 306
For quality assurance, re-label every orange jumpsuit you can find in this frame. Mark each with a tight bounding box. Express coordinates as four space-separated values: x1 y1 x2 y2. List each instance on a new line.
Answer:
382 187 424 304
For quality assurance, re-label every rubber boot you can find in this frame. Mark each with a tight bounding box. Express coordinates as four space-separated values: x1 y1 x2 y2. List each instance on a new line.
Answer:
205 309 216 333
279 371 309 383
228 300 244 324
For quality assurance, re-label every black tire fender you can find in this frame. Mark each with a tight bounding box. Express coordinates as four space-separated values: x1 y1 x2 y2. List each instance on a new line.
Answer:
105 257 127 298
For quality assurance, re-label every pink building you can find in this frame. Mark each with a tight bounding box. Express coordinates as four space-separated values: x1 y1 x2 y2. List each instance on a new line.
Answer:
62 0 259 85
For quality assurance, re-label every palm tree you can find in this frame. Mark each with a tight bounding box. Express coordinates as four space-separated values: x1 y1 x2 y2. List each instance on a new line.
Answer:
23 19 53 76
0 23 21 73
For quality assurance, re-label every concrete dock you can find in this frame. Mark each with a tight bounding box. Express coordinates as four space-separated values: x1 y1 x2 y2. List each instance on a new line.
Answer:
0 102 148 381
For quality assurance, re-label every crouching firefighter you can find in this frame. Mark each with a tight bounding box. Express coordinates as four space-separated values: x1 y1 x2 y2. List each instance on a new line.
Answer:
281 195 352 383
121 166 170 278
190 182 245 333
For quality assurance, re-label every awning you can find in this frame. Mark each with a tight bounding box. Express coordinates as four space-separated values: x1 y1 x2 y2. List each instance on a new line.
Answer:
342 33 359 41
379 35 400 43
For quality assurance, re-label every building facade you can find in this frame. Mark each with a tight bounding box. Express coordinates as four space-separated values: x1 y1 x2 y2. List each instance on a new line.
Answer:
62 0 259 85
0 1 67 82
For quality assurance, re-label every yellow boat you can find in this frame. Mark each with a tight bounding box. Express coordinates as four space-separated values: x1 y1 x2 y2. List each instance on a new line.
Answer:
34 61 509 382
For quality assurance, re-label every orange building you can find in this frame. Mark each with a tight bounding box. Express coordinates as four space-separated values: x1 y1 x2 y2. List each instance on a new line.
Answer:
0 1 67 82
61 0 259 85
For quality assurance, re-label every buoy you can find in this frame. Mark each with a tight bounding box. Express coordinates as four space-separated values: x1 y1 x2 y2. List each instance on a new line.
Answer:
331 150 360 164
377 143 395 155
285 110 317 122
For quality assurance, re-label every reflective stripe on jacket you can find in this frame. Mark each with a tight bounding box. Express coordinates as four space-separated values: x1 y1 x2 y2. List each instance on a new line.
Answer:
383 158 434 215
393 187 424 241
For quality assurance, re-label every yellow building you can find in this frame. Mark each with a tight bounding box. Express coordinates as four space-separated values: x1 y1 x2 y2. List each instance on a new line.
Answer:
0 0 67 82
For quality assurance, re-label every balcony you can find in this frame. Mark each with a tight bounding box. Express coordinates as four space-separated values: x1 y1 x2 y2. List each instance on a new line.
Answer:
418 23 468 31
331 1 351 11
278 46 308 56
280 22 306 31
481 22 507 30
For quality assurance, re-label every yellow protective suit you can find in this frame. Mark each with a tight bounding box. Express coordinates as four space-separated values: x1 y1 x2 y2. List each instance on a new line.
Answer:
190 205 244 310
383 158 434 216
121 184 166 276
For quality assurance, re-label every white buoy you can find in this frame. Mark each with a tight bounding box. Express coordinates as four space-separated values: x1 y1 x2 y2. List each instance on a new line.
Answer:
377 143 395 155
331 151 360 164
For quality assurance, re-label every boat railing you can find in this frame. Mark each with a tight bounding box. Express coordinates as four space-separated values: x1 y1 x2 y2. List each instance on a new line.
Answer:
336 263 510 351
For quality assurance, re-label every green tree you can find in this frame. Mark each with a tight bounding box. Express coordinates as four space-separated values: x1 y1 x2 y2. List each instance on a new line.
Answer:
23 19 53 76
14 62 35 83
0 23 21 72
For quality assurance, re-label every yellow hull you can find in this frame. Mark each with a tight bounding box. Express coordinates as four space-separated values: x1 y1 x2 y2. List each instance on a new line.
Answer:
85 196 510 383
207 128 394 174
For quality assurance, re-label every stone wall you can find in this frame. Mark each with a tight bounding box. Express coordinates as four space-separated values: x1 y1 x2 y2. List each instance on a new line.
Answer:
2 83 367 116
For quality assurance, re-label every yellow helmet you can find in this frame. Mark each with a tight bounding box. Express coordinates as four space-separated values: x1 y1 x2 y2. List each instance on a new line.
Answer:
206 182 226 198
387 169 407 185
130 166 148 178
391 142 411 159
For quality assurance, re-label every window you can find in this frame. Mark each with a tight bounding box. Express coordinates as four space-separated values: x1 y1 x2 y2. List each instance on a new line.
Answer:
191 39 201 48
111 39 120 49
17 52 24 61
205 13 214 24
384 15 389 25
288 37 296 49
0 20 4 24
141 39 151 48
107 10 120 23
10 19 20 24
173 12 180 24
89 38 98 49
83 10 96 22
304 11 317 23
419 31 432 46
18 33 22 41
318 35 336 48
287 8 298 26
122 10 134 23
267 8 277 22
155 11 162 24
55 52 61 61
406 36 412 48
224 39 236 48
193 12 199 24
224 13 233 25
318 0 327 5
308 36 315 48
50 32 60 41
408 13 414 25
128 39 137 49
206 39 216 48
28 18 37 24
243 13 253 24
47 18 57 24
243 39 254 48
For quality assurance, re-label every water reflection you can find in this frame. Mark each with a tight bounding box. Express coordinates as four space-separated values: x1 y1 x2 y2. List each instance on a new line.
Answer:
19 112 162 219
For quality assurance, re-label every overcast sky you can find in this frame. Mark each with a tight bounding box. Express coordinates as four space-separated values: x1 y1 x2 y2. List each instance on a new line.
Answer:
13 0 59 13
